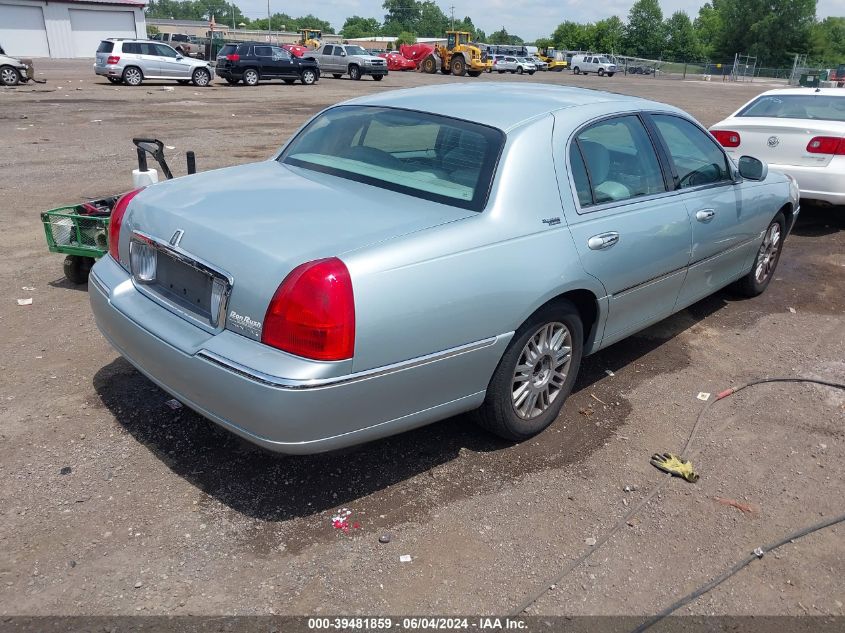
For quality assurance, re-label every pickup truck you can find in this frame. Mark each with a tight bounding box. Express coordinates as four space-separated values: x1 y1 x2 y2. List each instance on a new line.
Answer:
149 33 206 59
309 44 388 81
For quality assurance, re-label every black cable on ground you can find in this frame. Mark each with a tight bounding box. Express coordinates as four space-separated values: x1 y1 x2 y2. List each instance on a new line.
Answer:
630 511 845 633
508 376 845 617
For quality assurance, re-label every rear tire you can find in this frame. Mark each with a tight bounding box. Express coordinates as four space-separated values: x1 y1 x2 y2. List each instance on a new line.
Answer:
106 76 121 84
473 301 583 441
372 74 383 81
607 72 615 77
225 78 240 85
468 70 481 77
122 66 143 86
243 68 259 86
734 212 785 297
63 256 93 285
283 78 296 84
332 73 342 79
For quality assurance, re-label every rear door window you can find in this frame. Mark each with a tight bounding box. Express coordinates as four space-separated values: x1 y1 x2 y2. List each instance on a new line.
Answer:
254 46 272 57
323 45 334 55
154 43 178 57
574 115 666 206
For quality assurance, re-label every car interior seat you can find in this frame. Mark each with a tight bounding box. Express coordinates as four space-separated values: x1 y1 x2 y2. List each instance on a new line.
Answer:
579 140 631 202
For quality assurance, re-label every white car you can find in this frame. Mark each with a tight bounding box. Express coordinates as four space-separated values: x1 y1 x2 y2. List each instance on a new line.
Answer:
710 88 845 206
493 55 535 75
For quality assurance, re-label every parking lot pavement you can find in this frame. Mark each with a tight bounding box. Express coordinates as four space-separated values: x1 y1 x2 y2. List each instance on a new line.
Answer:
1 60 843 616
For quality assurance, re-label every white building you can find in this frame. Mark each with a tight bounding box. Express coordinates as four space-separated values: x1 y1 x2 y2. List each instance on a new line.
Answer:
0 0 147 58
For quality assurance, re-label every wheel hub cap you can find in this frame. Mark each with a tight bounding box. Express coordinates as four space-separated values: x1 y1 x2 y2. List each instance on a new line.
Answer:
512 322 572 420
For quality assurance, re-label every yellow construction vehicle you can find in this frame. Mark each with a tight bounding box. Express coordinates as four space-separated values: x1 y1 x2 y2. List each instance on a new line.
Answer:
538 47 569 72
420 31 492 77
299 29 322 49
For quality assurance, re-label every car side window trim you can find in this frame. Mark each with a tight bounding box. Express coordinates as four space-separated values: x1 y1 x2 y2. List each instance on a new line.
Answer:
565 112 672 215
642 112 736 193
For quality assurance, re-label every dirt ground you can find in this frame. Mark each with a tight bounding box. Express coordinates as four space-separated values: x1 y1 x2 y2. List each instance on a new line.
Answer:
1 61 844 620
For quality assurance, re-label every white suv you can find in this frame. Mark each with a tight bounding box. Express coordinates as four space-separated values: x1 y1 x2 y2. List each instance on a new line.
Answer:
493 55 536 75
570 54 617 77
94 39 215 86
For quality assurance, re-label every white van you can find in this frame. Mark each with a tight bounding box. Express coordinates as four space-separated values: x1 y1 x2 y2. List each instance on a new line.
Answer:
570 54 617 77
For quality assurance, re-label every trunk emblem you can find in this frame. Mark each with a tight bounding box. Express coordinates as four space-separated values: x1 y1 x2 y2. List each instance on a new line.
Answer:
169 229 184 247
767 136 780 148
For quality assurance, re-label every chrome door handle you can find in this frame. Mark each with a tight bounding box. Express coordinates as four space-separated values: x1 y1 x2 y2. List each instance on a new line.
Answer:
587 232 620 250
696 209 716 222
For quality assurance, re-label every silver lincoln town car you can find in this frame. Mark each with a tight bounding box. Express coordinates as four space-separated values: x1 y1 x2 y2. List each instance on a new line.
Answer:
89 84 799 453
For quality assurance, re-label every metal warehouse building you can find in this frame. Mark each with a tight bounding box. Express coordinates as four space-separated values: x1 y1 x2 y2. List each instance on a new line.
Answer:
0 0 147 58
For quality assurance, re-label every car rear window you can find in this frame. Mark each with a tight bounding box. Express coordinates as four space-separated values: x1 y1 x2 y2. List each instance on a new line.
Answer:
218 44 237 57
97 41 114 53
280 105 505 211
737 94 845 122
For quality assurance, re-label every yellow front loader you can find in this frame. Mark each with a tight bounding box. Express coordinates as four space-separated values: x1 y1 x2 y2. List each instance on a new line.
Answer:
299 29 322 49
420 31 492 77
539 47 569 71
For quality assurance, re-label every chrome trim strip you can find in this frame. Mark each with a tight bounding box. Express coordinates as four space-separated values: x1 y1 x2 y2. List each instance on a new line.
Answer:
687 235 758 268
196 335 502 390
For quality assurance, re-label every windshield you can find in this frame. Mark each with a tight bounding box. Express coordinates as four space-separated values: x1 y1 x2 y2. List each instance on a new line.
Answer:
598 57 612 64
737 94 845 122
344 46 368 56
280 106 505 211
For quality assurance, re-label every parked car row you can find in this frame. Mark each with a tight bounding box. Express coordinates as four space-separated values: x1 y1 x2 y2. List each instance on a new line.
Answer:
93 39 398 86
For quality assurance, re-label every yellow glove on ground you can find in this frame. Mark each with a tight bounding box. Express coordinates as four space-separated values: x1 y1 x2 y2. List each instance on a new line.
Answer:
650 452 699 483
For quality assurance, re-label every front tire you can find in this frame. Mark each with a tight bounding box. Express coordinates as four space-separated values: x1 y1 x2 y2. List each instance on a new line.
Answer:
421 56 437 74
451 56 467 76
332 73 342 79
1 65 21 86
191 68 211 87
243 68 259 86
734 212 785 297
598 68 605 76
474 301 583 441
573 66 580 74
372 74 383 81
301 69 317 85
348 65 361 80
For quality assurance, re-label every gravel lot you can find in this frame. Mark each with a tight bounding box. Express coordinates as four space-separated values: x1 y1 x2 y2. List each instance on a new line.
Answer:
1 61 843 619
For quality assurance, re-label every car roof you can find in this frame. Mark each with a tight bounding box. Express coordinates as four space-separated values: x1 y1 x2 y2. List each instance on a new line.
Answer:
343 83 663 131
753 87 845 98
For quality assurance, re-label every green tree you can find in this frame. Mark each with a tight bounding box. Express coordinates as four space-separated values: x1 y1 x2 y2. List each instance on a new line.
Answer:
395 30 417 46
417 1 448 35
694 1 722 58
341 15 381 39
552 21 593 50
593 16 625 53
715 0 815 65
382 0 421 33
489 27 522 45
810 16 845 65
624 0 666 58
665 11 701 59
534 37 554 50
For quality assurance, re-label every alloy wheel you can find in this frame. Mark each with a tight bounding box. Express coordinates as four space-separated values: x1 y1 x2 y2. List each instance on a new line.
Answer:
754 222 781 283
123 67 142 86
511 322 572 420
1 67 20 86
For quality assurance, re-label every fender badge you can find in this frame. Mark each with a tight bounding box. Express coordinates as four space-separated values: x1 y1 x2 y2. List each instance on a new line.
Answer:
542 217 561 226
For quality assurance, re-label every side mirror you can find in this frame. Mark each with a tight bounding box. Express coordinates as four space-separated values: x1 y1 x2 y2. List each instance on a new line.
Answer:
175 54 184 60
339 51 346 57
738 155 768 181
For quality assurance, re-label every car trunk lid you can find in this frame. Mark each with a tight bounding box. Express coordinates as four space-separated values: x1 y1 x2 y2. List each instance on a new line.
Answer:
125 160 474 341
720 117 844 167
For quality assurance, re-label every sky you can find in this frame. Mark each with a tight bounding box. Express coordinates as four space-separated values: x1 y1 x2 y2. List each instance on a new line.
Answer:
234 0 845 41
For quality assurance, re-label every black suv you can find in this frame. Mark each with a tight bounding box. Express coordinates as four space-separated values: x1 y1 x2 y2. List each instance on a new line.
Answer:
216 42 319 86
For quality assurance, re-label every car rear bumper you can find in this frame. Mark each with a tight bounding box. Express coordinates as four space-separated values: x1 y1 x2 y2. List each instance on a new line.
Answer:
94 64 122 77
89 256 506 454
767 160 845 205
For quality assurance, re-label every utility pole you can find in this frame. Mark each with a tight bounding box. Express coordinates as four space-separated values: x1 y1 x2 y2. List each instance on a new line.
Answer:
267 0 271 41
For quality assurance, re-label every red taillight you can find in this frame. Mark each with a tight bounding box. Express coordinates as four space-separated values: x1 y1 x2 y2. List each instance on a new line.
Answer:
108 188 144 265
106 55 120 64
261 258 355 361
806 136 845 155
226 54 240 61
711 129 741 148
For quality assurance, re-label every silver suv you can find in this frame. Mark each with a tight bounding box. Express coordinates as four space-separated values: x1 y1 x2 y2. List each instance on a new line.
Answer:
94 39 214 86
